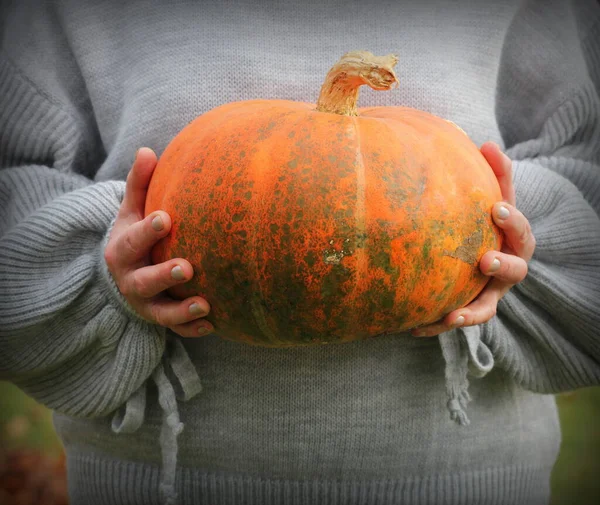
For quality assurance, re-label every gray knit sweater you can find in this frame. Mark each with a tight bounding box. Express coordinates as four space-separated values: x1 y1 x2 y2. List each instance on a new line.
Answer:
1 0 599 504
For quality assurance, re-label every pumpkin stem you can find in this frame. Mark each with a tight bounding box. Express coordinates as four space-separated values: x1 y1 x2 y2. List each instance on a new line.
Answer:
316 51 399 116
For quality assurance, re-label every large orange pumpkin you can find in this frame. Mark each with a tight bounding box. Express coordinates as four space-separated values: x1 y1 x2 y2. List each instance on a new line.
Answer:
145 51 502 347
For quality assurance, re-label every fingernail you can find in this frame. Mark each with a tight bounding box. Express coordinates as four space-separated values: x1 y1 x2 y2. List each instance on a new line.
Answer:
171 265 186 281
135 148 140 159
497 205 510 220
452 315 465 327
189 303 204 316
488 258 501 273
197 326 211 336
151 215 164 231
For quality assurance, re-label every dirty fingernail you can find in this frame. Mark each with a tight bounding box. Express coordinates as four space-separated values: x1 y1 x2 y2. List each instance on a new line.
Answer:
151 215 164 231
497 206 510 219
452 315 465 327
197 326 211 336
171 265 186 281
488 258 501 273
189 303 204 316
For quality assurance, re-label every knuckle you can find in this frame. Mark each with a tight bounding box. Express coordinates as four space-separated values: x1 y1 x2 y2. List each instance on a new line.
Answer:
501 260 513 279
478 305 497 323
131 272 158 298
529 232 537 251
512 216 532 244
149 302 169 327
128 274 143 297
520 260 529 280
103 245 118 270
502 257 526 284
484 307 498 323
120 273 136 298
119 283 133 299
122 233 138 257
517 227 530 246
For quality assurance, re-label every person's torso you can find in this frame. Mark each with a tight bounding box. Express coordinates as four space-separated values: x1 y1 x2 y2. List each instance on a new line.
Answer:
44 0 521 181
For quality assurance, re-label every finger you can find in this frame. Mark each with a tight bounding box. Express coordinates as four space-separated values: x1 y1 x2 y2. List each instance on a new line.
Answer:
410 320 449 338
143 297 212 330
411 283 502 337
124 258 194 298
445 279 505 328
480 250 528 285
480 141 515 206
120 147 158 217
169 319 215 338
114 211 172 265
492 202 536 260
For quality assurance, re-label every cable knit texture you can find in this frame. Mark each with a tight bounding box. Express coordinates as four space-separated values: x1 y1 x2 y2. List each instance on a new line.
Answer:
1 0 599 504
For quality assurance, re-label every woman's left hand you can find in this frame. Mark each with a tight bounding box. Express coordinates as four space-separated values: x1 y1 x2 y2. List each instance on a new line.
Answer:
411 141 536 337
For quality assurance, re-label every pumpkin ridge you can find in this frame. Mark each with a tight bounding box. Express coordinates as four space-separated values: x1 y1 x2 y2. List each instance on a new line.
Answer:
244 108 334 345
236 109 291 345
351 116 368 316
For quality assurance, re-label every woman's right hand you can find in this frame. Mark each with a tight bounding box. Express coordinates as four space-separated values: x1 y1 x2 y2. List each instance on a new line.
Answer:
104 147 214 338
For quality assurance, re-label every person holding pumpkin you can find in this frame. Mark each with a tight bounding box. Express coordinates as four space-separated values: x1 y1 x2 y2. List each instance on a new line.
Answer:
1 1 599 505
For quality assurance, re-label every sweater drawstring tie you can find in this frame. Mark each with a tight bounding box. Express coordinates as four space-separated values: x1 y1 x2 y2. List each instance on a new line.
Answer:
111 336 202 505
439 325 494 426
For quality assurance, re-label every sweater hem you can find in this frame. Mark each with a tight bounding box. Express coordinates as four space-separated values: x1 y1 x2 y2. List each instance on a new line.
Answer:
65 450 553 505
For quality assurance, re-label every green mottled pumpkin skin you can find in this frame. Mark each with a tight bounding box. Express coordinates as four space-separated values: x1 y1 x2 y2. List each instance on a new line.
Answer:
145 100 503 347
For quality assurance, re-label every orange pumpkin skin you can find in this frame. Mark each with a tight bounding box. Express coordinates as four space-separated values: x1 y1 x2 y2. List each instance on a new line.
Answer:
146 52 503 347
145 98 502 347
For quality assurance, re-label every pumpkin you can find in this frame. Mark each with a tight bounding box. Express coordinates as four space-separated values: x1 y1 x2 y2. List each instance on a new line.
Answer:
145 51 502 347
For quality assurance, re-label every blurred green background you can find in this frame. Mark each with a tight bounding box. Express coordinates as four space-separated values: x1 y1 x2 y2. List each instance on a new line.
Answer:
1 381 599 504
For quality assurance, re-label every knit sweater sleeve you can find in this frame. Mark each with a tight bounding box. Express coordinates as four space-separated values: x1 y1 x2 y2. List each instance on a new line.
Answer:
0 55 165 417
481 0 600 392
